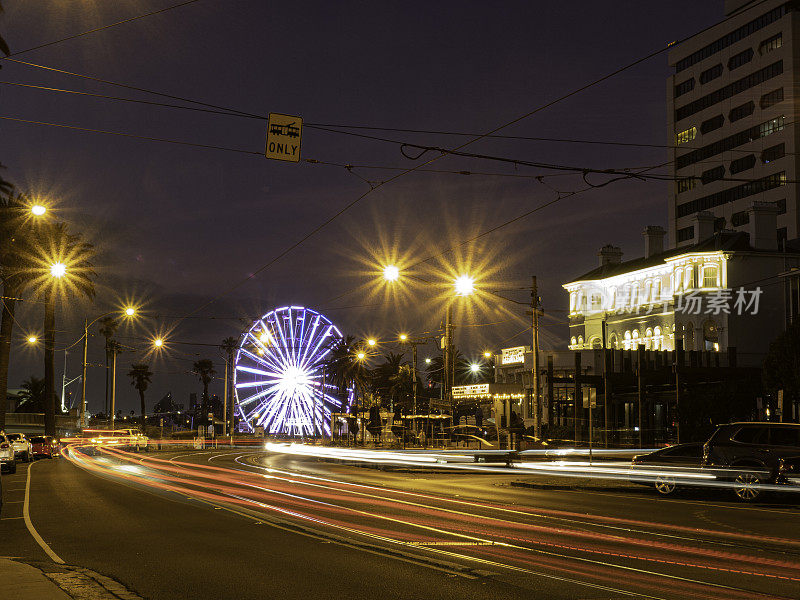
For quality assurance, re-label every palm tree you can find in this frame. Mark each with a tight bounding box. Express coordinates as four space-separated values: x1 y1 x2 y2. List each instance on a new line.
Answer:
0 2 10 63
220 337 238 435
127 364 153 430
31 221 96 436
371 352 406 404
323 336 370 400
0 193 41 429
98 316 119 414
192 359 216 427
15 375 45 413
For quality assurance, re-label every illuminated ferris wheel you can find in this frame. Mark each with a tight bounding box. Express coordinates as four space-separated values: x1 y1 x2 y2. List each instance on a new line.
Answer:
234 306 344 436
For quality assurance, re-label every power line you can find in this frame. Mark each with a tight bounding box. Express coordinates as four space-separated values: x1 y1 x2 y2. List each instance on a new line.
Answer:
1 0 203 60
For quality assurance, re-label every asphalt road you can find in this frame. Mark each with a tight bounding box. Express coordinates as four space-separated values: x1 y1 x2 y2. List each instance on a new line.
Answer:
2 446 800 600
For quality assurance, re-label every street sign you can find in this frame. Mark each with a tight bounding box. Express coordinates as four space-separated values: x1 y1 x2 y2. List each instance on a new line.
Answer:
266 113 302 162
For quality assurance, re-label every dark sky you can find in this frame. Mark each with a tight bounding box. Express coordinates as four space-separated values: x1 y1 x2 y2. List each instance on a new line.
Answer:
1 0 723 415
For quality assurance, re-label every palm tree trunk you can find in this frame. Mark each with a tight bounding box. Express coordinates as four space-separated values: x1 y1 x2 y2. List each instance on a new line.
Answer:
44 287 56 437
139 389 146 432
0 285 18 430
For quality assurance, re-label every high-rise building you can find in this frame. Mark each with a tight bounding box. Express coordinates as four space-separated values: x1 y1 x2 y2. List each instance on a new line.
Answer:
667 0 796 249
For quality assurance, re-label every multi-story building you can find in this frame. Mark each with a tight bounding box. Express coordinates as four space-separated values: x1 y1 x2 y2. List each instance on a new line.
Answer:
667 0 798 249
563 208 800 362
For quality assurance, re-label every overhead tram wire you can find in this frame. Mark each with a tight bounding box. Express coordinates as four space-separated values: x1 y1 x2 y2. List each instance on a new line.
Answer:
0 0 204 61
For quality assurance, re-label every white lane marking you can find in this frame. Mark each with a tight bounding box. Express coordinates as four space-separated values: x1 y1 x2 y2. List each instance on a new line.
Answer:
23 461 65 564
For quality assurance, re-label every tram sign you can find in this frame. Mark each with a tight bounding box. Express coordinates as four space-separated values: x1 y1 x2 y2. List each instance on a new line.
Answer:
266 113 302 162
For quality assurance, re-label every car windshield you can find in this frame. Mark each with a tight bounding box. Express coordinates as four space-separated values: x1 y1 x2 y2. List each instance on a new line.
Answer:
7 434 22 441
30 436 46 443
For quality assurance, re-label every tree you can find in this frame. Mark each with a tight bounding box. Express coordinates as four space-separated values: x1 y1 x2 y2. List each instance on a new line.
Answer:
32 221 96 436
371 352 406 403
323 336 370 400
425 350 473 386
192 359 216 426
15 375 45 413
220 336 237 434
763 319 800 405
0 2 10 63
98 316 119 414
127 363 153 430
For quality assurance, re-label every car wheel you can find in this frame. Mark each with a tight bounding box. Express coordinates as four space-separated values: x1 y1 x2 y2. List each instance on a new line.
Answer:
654 475 677 495
733 472 762 502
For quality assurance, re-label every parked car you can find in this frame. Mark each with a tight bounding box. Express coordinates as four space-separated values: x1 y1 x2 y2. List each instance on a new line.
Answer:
630 442 704 495
702 422 800 501
6 433 32 463
0 433 17 474
776 455 800 487
30 435 60 459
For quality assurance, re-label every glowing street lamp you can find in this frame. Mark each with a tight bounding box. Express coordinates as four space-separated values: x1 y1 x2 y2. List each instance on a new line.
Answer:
50 262 66 278
399 333 408 342
470 363 481 373
125 307 136 316
367 338 377 347
425 357 431 364
483 351 492 358
454 275 475 296
356 351 366 361
153 338 164 348
27 336 37 344
383 264 400 282
31 204 47 216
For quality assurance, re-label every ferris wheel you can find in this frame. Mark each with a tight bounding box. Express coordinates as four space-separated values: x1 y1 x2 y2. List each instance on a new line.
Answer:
234 306 344 436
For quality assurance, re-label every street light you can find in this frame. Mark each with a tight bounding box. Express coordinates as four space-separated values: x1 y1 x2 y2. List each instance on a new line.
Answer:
79 306 139 429
383 265 400 282
27 336 37 344
367 338 377 347
483 351 492 358
31 204 47 216
153 338 164 348
356 351 366 360
50 262 66 278
470 363 481 373
425 357 431 364
454 275 475 296
399 333 408 342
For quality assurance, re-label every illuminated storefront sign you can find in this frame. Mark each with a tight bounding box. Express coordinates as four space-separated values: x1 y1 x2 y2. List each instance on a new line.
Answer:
501 346 526 365
452 384 490 398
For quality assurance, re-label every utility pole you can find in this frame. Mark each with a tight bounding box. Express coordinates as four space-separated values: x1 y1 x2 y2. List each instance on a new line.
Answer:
222 357 228 438
80 320 88 428
531 276 540 439
110 345 118 430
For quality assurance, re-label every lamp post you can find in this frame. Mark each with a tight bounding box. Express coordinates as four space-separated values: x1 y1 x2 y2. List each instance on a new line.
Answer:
78 307 137 429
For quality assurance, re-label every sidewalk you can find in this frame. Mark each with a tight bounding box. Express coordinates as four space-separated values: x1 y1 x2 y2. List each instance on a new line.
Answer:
0 558 71 599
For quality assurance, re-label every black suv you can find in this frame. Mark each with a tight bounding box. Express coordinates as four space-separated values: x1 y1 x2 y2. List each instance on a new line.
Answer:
702 422 800 501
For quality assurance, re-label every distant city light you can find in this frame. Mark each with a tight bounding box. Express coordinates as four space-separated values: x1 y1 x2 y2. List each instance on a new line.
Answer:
50 262 66 278
383 265 400 282
454 275 474 296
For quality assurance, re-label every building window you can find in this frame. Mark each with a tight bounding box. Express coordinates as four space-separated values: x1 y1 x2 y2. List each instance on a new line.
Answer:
609 287 617 309
761 143 784 164
609 333 619 349
631 283 639 306
675 6 788 73
631 330 640 348
728 47 753 71
703 319 719 351
729 154 755 174
569 292 577 312
731 210 750 227
674 78 695 98
676 171 786 218
654 326 663 351
591 293 602 310
676 127 697 146
676 116 785 170
624 330 632 350
759 32 782 55
675 61 783 122
677 226 694 243
699 64 723 85
714 217 726 231
685 266 695 289
728 101 754 123
700 114 724 134
777 198 786 214
701 165 725 184
591 337 602 349
685 322 695 351
577 335 584 347
778 227 788 251
644 281 652 303
654 278 662 299
760 116 785 137
702 265 719 288
677 178 696 194
760 88 783 109
645 328 653 350
570 336 577 347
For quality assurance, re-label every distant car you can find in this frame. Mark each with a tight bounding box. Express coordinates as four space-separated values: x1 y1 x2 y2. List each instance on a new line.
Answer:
630 442 704 495
5 433 32 463
30 435 60 459
0 433 17 474
702 422 800 501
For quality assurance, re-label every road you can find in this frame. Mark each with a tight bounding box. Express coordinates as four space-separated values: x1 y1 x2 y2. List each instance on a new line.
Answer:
2 445 799 599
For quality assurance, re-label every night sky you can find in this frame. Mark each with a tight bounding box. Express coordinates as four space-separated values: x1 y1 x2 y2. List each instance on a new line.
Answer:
1 1 722 415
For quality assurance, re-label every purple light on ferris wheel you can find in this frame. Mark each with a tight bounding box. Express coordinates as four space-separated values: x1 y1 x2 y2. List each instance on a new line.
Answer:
233 306 343 436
